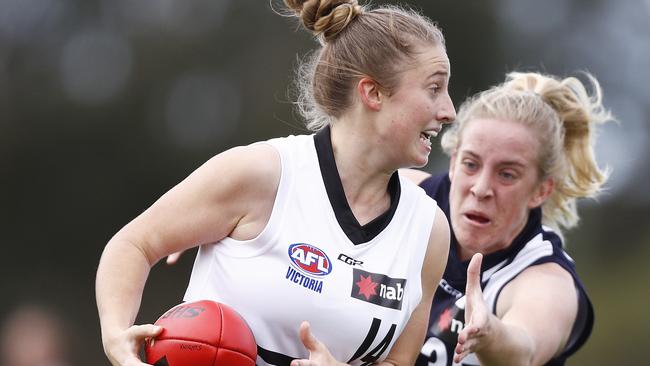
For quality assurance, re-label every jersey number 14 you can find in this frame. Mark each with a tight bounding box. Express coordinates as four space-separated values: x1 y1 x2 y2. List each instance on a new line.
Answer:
348 318 397 366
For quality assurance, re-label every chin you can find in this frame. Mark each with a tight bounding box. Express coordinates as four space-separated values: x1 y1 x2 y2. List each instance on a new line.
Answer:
455 230 490 252
412 154 429 168
411 161 427 168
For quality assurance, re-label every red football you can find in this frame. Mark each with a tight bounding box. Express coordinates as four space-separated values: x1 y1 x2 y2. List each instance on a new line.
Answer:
145 300 257 366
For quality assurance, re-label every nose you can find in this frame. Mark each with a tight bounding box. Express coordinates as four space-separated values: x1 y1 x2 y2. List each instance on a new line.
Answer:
470 171 493 200
437 93 456 124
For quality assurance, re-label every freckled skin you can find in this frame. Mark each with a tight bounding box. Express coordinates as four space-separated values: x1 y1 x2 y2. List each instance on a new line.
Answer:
376 44 456 169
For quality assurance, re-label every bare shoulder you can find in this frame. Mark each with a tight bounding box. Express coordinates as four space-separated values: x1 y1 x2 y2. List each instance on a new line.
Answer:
510 262 575 294
191 143 279 200
499 262 577 313
399 168 432 185
522 261 574 281
114 142 282 260
204 143 280 185
497 263 580 361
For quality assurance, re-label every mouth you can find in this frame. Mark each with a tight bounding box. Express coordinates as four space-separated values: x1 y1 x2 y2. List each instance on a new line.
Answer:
419 128 440 146
464 211 491 226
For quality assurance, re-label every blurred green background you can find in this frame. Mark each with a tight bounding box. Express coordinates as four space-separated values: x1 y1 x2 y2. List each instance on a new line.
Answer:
1 0 648 365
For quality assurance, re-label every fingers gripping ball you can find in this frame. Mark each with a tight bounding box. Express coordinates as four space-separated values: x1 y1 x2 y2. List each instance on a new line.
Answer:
145 300 257 366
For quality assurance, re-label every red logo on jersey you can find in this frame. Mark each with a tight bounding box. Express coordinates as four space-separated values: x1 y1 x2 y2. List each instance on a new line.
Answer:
438 308 453 332
355 274 378 300
288 243 333 276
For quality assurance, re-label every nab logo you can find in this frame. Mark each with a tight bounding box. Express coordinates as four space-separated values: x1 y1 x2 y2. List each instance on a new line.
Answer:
288 243 333 276
351 269 406 310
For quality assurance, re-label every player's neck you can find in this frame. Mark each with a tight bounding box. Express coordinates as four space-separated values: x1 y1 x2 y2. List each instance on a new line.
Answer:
329 122 393 224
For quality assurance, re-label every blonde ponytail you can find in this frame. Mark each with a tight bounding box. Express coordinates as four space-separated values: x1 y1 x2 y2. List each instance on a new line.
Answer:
507 72 614 232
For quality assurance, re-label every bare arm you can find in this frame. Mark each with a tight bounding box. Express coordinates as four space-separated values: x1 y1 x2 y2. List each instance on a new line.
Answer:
96 143 280 366
455 257 578 366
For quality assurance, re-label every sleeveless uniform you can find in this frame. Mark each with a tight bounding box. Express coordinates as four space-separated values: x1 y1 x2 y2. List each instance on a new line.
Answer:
415 174 594 366
184 126 439 366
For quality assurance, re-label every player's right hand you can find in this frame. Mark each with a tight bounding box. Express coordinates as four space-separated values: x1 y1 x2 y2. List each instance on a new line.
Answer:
103 324 163 366
454 253 492 363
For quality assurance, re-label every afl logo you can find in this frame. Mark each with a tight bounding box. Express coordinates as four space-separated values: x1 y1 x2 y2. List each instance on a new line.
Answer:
288 243 333 276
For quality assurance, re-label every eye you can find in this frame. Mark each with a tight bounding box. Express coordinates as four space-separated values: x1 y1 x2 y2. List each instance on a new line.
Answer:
429 84 440 94
461 159 478 172
499 170 517 181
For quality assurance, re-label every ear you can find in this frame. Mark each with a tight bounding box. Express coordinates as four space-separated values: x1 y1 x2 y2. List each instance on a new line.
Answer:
528 177 554 208
356 77 382 111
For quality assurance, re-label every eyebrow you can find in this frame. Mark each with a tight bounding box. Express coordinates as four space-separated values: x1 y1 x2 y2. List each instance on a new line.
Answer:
461 150 526 168
427 70 449 80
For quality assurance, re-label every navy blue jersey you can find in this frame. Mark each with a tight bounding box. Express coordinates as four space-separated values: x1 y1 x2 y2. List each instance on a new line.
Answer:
415 173 594 366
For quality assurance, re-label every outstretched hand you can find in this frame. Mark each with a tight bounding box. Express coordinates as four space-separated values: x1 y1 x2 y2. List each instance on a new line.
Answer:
454 253 491 364
290 321 345 366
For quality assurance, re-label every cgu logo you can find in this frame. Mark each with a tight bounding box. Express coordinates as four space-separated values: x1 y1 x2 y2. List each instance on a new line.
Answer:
288 243 333 276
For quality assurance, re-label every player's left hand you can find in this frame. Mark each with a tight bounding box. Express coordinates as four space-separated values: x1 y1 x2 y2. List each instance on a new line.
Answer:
291 321 346 366
454 253 491 363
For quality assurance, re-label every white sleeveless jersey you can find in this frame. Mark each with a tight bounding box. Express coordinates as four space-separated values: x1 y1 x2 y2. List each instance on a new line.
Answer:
184 134 438 366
